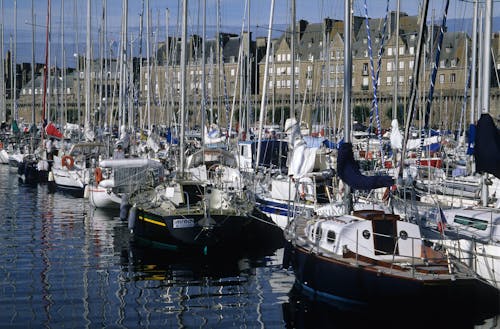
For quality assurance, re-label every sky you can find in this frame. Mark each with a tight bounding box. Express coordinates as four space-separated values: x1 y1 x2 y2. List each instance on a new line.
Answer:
1 0 499 66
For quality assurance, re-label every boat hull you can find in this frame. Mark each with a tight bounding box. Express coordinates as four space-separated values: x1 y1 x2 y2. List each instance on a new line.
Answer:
88 185 121 209
284 241 499 309
132 207 284 255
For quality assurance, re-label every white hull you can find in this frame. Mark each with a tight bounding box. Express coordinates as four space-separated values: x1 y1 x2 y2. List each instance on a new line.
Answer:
51 167 89 191
88 185 121 209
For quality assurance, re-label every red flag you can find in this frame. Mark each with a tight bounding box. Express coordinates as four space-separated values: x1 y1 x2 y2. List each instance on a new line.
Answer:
45 122 63 139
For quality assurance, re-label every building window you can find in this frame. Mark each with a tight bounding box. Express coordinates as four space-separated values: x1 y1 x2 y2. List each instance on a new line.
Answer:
386 76 392 86
387 61 393 72
362 77 369 86
399 46 404 55
440 60 446 68
451 59 456 67
409 60 414 69
409 47 415 55
362 63 368 75
399 75 404 85
388 47 393 56
287 54 291 61
230 69 235 76
439 74 445 84
277 54 281 62
450 73 456 83
399 61 405 70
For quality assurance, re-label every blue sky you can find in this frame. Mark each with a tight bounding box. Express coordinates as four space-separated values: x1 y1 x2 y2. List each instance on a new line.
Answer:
1 1 496 38
1 0 499 65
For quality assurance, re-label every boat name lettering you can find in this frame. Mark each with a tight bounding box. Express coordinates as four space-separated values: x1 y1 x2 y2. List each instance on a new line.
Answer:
173 218 195 228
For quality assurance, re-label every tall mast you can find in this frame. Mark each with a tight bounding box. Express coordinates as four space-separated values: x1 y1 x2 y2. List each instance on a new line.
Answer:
481 0 493 207
254 0 275 170
146 0 151 131
0 0 4 123
393 0 400 121
290 0 296 120
13 0 17 122
201 0 206 148
42 0 50 124
398 0 430 180
343 0 353 212
470 0 478 124
179 0 187 176
31 0 35 137
85 0 91 129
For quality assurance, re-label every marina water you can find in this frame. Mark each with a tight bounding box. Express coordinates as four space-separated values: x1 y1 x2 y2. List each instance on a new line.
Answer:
0 164 498 328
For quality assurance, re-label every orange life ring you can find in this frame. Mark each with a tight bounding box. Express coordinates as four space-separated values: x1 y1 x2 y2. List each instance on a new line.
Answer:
61 155 74 169
94 167 103 184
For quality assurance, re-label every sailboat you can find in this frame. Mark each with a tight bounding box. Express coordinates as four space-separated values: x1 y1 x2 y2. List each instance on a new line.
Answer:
282 0 498 309
127 0 282 255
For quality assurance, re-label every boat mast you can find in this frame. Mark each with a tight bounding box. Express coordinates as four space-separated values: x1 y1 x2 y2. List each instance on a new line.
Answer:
42 0 50 126
85 0 91 131
343 0 353 212
398 0 429 180
470 0 478 124
179 0 187 176
393 0 400 121
254 0 275 170
201 0 206 148
290 0 296 121
30 0 35 147
0 0 4 124
480 0 493 207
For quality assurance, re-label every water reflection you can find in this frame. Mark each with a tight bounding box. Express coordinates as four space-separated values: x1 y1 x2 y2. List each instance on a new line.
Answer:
89 207 292 328
283 284 499 329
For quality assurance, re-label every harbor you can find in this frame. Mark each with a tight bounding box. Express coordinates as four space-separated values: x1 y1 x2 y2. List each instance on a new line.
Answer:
1 0 500 328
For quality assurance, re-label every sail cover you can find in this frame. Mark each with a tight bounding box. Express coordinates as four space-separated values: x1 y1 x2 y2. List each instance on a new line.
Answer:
474 113 500 179
337 142 393 190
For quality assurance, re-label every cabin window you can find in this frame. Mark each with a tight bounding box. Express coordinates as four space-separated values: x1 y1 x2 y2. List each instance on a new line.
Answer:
454 215 488 231
314 226 323 242
327 231 336 244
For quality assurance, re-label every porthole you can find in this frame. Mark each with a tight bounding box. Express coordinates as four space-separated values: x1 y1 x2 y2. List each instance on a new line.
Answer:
362 230 370 239
399 230 408 240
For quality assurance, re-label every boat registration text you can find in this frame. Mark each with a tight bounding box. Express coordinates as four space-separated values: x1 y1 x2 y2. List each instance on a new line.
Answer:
173 218 195 228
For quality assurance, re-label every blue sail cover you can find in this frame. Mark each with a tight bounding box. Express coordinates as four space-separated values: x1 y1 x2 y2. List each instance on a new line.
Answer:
337 142 393 190
474 114 500 178
467 124 476 155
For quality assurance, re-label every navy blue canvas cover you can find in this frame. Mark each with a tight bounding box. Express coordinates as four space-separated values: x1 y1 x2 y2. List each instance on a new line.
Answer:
337 142 394 190
474 113 500 179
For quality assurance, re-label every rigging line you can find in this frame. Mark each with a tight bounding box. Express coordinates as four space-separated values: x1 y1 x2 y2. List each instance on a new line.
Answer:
363 0 389 164
417 0 450 169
